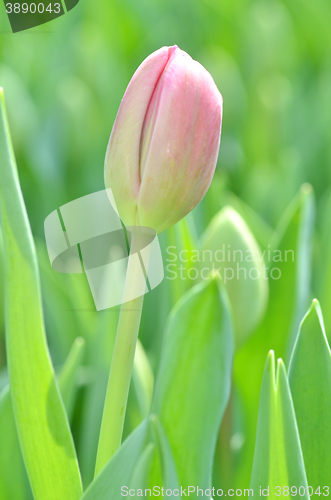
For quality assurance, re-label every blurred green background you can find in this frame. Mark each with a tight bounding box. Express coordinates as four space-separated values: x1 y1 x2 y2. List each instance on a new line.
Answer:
1 0 331 494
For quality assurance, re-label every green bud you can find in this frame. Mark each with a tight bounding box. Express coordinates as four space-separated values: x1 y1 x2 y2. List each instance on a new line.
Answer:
202 206 268 344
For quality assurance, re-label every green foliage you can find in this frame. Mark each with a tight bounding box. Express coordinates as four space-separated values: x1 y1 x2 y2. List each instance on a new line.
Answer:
289 300 331 490
0 337 85 500
233 185 314 487
0 91 82 500
317 191 331 336
250 351 309 498
152 279 233 492
0 0 331 496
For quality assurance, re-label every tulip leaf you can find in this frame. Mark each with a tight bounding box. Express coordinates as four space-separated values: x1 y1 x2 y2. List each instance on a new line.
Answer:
267 184 315 358
250 351 309 498
289 299 331 491
234 185 315 487
317 191 331 336
0 337 85 500
0 90 82 500
80 419 149 500
0 337 84 500
152 279 233 490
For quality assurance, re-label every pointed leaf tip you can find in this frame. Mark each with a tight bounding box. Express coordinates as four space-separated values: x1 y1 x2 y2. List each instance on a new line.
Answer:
289 301 331 489
251 350 308 495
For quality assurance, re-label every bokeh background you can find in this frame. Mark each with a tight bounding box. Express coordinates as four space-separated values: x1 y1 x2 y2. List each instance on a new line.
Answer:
1 0 331 495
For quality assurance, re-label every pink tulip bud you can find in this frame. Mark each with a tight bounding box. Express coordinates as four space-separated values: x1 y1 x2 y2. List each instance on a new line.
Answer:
105 45 223 234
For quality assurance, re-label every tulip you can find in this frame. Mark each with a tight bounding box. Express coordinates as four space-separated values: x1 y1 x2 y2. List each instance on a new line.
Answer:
97 47 223 473
104 45 223 234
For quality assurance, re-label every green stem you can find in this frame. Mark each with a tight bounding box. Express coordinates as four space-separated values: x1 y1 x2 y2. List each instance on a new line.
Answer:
94 232 148 475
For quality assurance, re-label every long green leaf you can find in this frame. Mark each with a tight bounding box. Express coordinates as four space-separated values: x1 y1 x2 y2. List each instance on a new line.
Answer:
0 336 85 500
250 351 309 498
152 279 233 491
289 299 331 491
317 191 331 336
234 185 315 487
0 89 82 500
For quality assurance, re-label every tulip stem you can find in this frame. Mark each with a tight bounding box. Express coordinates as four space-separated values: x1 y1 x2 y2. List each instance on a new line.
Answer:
94 231 147 476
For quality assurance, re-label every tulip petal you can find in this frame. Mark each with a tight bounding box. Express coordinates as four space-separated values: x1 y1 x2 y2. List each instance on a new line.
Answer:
105 47 173 225
139 46 179 179
138 48 223 233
